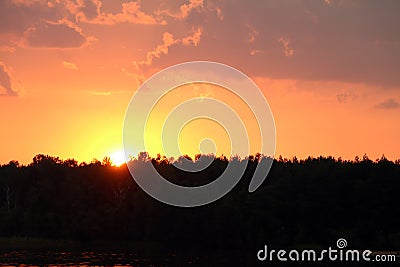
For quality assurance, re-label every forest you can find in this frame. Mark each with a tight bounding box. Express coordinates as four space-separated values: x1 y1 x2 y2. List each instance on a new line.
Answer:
0 153 399 254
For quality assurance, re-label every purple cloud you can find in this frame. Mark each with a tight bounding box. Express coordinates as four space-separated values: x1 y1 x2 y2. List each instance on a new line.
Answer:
375 98 400 110
0 62 18 96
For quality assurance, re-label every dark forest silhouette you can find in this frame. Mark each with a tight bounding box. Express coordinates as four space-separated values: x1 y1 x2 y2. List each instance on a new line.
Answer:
0 153 400 253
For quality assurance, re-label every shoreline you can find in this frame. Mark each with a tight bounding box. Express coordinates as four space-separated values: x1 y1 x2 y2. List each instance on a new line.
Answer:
0 237 165 251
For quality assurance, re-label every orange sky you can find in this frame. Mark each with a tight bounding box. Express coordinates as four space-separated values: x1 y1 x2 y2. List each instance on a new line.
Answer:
1 0 400 164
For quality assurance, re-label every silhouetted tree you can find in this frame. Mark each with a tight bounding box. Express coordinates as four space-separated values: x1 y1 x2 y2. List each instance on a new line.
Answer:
0 153 399 252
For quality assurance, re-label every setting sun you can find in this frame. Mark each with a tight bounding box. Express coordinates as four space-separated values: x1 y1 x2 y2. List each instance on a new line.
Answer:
109 151 126 166
0 1 399 265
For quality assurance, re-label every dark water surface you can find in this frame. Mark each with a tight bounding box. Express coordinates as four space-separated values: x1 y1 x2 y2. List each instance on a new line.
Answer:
0 249 249 266
1 250 399 266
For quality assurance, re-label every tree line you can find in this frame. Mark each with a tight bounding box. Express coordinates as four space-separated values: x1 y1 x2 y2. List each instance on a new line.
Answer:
0 153 399 251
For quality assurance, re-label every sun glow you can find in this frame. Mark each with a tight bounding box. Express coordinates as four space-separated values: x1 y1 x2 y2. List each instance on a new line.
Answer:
109 151 126 166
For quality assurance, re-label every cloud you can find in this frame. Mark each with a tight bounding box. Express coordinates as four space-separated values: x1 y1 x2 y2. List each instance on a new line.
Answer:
135 32 178 67
159 0 204 20
130 31 177 85
134 27 203 67
0 1 95 50
278 37 294 57
0 45 16 53
2 0 400 88
250 49 262 56
182 28 202 46
336 90 358 104
375 98 400 110
62 61 79 70
76 0 101 20
131 27 203 85
77 1 166 25
89 90 112 96
0 0 55 35
247 25 258 44
88 89 131 96
22 20 93 48
0 62 18 96
215 7 223 21
177 0 204 20
141 27 203 66
149 0 400 87
10 0 44 6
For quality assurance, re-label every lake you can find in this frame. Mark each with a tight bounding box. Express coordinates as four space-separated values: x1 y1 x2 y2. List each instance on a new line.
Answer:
0 249 249 266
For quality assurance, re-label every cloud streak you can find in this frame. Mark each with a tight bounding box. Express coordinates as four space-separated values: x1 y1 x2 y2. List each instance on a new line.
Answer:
375 98 400 110
135 32 179 68
62 61 79 70
336 90 358 104
130 27 203 85
0 62 18 96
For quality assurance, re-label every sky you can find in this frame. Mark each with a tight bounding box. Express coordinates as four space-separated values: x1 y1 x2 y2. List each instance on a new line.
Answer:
0 0 400 165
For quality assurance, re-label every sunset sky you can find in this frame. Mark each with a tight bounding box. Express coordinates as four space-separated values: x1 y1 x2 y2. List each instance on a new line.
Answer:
1 0 400 165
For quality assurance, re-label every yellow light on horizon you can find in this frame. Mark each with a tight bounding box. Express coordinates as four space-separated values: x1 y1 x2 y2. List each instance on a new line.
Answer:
109 151 126 166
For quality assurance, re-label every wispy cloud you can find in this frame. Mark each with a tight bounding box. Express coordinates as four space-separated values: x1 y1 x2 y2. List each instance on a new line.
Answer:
88 89 131 96
0 45 16 53
278 37 294 57
182 28 202 46
135 27 203 67
131 31 178 85
89 91 112 96
247 25 259 44
132 28 203 85
336 90 358 104
134 32 179 68
159 0 204 21
9 0 43 6
62 61 78 70
375 98 400 110
0 62 18 96
250 49 262 56
77 1 166 25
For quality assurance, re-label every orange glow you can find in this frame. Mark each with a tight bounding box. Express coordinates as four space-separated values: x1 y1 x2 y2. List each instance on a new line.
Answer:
142 82 262 159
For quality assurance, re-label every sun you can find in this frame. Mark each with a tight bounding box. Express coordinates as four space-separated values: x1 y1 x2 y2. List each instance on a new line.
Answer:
109 151 126 166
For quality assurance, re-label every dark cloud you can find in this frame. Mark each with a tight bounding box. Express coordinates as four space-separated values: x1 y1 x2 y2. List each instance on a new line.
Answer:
1 0 400 87
0 0 62 34
78 0 100 20
23 22 88 48
153 0 400 87
0 0 91 49
0 62 18 96
375 98 400 110
336 90 357 104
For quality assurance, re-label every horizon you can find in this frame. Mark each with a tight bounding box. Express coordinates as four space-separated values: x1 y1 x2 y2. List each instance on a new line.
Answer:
2 151 398 167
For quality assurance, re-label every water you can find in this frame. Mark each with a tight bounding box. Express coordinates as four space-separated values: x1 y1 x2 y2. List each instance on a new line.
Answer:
2 250 398 266
0 250 203 266
0 250 246 266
